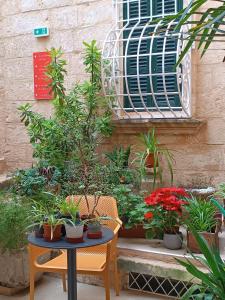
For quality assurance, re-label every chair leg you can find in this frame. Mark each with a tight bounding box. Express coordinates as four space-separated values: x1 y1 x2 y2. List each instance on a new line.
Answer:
114 261 120 296
103 270 110 300
62 273 67 292
29 269 35 300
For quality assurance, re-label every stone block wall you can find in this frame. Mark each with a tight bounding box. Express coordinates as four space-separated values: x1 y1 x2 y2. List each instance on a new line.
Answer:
0 0 225 187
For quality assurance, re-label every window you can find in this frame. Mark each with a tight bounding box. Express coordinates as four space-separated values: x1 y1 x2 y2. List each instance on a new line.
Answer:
102 0 191 119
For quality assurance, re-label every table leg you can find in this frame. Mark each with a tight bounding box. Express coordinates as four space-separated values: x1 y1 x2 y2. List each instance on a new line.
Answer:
67 249 77 300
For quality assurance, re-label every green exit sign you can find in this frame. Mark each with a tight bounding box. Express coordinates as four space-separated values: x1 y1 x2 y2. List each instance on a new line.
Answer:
33 27 49 37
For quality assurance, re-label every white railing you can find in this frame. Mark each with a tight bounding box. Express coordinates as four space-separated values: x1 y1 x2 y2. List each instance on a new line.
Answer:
101 0 191 119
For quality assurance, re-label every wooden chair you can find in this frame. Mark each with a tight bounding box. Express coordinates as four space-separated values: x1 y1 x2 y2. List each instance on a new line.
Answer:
29 195 122 300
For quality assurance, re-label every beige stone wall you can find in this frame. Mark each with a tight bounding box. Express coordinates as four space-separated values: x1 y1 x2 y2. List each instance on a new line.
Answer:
0 0 225 187
0 0 113 171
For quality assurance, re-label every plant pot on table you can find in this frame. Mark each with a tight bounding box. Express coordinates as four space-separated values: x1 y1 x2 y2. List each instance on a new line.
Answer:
34 225 44 238
65 223 84 243
87 222 102 239
81 214 96 232
43 224 62 242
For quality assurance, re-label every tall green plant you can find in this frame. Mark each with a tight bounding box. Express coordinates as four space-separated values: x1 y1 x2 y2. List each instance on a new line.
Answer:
18 41 114 203
157 0 225 63
19 41 112 167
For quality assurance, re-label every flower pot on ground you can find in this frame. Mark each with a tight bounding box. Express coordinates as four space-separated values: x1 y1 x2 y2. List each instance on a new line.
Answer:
144 187 189 250
0 198 48 294
118 224 146 238
163 232 183 250
113 185 148 238
183 195 219 253
187 230 219 254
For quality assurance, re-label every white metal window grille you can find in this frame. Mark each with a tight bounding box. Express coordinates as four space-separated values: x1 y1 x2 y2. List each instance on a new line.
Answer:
102 0 191 119
129 272 193 298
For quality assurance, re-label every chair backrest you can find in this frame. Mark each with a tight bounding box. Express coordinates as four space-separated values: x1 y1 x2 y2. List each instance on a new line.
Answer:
66 195 119 230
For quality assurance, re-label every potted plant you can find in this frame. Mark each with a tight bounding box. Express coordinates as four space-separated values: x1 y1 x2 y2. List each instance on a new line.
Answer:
113 185 148 238
29 192 63 242
86 216 117 239
30 202 45 238
144 187 188 250
183 195 220 254
59 200 84 243
135 129 174 187
105 146 133 184
0 195 48 295
43 214 63 242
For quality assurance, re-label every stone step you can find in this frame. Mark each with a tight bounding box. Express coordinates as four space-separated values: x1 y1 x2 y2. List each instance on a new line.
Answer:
117 229 225 284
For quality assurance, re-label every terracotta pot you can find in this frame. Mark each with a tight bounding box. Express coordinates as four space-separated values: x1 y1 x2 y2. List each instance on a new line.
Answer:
145 153 155 168
43 224 62 242
187 231 219 253
163 232 183 250
119 225 146 238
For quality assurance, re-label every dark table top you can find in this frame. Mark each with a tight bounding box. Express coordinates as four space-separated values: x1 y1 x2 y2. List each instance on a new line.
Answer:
28 227 114 250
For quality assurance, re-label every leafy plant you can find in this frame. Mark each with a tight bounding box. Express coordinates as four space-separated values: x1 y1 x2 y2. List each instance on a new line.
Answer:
135 129 174 187
0 200 30 251
106 146 131 169
177 226 225 300
11 166 62 196
157 0 225 63
184 195 217 232
59 199 81 225
112 185 148 228
214 183 225 199
12 168 47 196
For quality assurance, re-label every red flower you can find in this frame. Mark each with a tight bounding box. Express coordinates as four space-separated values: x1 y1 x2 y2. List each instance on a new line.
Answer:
145 196 159 206
144 212 154 219
144 187 188 211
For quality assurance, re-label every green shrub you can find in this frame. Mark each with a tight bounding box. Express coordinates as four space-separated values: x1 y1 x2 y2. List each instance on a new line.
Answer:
0 200 30 251
113 185 148 228
184 195 217 232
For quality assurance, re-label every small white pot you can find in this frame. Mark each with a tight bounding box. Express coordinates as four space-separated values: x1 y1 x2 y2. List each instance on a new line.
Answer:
65 224 84 239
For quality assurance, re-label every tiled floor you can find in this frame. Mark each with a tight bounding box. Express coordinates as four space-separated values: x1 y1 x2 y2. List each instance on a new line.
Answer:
0 275 166 300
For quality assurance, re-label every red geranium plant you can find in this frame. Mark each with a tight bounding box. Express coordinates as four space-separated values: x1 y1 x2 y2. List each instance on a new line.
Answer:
144 187 189 235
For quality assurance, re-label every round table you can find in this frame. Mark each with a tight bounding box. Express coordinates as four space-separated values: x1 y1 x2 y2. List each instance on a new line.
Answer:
28 227 114 300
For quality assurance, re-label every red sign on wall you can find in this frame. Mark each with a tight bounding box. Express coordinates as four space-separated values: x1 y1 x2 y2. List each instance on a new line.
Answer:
33 52 53 100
